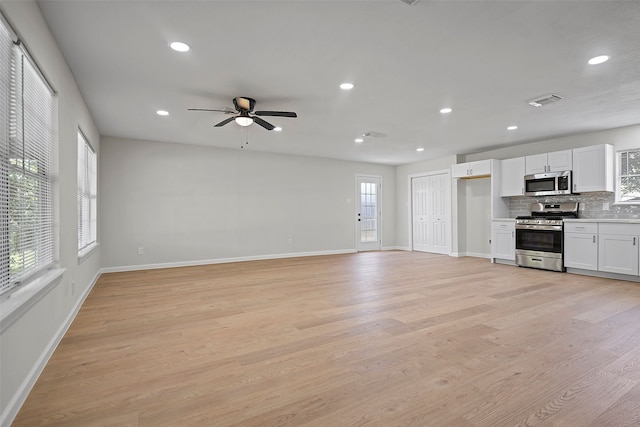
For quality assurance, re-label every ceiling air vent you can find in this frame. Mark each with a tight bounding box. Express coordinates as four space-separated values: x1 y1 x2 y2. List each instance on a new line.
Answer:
362 131 386 138
528 94 563 107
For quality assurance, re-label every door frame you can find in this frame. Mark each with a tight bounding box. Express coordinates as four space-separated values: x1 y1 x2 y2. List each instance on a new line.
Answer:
408 169 452 255
355 174 382 252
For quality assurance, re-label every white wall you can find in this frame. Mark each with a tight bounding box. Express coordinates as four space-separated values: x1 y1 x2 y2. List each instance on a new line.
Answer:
0 2 101 424
460 178 492 257
100 136 396 269
464 123 640 162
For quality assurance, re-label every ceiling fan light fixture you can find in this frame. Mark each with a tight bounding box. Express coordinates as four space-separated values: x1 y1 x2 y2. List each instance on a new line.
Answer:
235 116 253 127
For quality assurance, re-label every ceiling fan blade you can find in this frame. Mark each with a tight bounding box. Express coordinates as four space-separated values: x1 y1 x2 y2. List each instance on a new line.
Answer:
252 116 276 131
214 117 236 127
188 108 235 114
255 110 297 118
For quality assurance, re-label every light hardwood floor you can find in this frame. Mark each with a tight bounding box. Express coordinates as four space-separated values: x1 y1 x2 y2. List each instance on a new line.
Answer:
13 251 640 426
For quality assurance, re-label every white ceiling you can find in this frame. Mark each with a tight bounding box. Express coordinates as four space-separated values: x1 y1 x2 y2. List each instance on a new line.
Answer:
35 0 640 165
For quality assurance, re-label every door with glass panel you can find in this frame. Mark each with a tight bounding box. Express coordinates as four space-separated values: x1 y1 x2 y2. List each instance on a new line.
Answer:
356 175 381 251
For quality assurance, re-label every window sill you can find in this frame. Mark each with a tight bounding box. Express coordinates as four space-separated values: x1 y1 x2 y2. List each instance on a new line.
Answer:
0 268 65 333
78 242 98 264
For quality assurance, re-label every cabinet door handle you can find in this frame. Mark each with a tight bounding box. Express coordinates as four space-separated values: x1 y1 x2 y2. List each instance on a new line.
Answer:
593 235 596 243
512 231 514 238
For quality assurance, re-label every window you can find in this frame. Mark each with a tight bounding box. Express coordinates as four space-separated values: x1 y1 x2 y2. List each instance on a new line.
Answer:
77 130 97 254
617 149 640 204
1 16 56 295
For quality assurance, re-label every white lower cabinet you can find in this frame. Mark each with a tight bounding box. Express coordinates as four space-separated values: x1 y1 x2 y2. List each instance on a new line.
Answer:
565 222 640 278
597 223 640 275
598 232 639 276
492 220 515 261
564 222 598 271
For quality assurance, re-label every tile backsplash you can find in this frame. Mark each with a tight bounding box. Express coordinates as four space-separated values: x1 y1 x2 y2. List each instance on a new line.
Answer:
508 192 640 219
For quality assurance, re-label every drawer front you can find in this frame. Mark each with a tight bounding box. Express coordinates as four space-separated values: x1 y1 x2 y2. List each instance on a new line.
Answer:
598 223 640 236
493 221 514 231
564 222 598 234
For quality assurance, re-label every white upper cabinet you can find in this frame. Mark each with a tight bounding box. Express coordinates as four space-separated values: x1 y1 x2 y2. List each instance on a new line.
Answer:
452 159 492 179
525 150 573 174
499 157 525 197
573 144 614 193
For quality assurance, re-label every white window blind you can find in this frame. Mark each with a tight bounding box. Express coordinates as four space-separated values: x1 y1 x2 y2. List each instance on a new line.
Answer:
0 18 11 294
1 16 56 295
617 149 640 204
78 130 97 252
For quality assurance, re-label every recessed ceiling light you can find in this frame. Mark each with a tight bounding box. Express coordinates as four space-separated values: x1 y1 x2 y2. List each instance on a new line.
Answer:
156 110 169 116
273 127 282 132
354 138 364 143
507 125 518 130
169 41 190 52
340 83 354 90
588 55 609 65
440 107 452 114
416 147 425 152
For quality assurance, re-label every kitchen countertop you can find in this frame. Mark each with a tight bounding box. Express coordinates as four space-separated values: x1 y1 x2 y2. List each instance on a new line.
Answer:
492 218 515 221
564 218 640 224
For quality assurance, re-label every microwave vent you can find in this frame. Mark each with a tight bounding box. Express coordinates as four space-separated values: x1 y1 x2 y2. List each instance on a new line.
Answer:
528 94 563 107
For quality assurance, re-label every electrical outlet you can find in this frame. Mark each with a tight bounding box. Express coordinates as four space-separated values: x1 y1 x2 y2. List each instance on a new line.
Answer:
288 238 293 245
603 202 610 211
138 247 144 255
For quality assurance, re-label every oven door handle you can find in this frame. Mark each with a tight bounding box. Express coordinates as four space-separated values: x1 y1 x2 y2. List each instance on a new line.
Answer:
515 224 563 231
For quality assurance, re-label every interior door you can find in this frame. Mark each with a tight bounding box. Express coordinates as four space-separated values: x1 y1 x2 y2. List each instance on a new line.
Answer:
411 172 451 254
356 175 381 251
412 176 430 252
428 172 450 254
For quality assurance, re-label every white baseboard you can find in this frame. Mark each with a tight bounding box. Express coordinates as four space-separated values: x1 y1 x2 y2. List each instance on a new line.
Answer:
382 246 411 251
1 270 101 427
452 252 491 259
101 249 358 274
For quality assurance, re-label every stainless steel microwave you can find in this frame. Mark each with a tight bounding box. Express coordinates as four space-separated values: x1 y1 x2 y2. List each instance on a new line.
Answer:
524 171 572 196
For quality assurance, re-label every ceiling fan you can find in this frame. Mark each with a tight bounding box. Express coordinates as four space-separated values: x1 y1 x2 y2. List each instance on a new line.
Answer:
188 97 297 131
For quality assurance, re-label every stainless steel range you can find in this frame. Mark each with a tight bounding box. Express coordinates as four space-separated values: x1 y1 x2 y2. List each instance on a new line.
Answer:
515 202 579 272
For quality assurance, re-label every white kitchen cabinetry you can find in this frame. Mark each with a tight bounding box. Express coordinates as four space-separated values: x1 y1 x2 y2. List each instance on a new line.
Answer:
598 223 640 275
491 220 515 262
564 222 598 271
452 159 491 179
525 150 573 174
499 157 525 196
573 144 614 193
